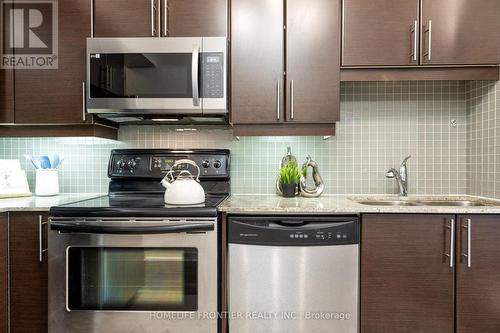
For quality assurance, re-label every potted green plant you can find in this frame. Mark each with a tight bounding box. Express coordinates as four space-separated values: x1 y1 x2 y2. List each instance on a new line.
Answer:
278 161 300 197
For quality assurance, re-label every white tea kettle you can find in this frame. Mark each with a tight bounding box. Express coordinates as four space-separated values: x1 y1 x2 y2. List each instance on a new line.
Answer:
160 159 206 205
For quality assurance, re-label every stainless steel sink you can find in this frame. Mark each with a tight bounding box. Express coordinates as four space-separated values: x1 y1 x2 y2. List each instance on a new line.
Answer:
415 200 489 207
355 200 420 206
354 198 500 207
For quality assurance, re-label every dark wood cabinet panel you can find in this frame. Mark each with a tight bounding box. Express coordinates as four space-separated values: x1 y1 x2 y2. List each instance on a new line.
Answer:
286 0 340 123
456 215 500 333
361 214 455 333
14 0 89 124
342 0 419 66
94 0 155 37
421 0 500 65
230 0 284 124
0 213 7 333
168 0 226 37
0 69 14 123
9 212 48 333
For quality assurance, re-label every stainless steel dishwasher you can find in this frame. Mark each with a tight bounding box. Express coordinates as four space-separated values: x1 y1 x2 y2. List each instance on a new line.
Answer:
228 216 359 333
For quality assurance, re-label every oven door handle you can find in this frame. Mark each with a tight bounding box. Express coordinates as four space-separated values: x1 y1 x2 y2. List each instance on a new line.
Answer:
50 222 214 234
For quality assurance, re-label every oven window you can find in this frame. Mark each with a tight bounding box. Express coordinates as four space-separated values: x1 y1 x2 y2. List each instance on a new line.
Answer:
89 53 193 98
67 247 198 311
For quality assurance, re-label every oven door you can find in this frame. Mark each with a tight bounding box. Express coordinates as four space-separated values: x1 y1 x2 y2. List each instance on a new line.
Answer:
48 218 217 333
87 37 203 115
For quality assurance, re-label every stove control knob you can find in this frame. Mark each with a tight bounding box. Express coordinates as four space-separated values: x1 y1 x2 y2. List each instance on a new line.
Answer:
128 159 137 168
117 159 126 168
202 160 211 168
213 160 222 169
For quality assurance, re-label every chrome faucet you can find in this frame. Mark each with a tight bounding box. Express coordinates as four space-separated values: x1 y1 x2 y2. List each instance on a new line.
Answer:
386 156 411 196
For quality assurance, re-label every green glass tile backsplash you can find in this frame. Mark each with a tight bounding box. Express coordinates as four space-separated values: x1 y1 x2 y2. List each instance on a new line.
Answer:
0 81 472 195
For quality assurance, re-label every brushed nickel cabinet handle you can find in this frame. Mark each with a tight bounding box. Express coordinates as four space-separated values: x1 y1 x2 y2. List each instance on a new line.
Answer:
423 20 432 61
290 80 294 120
90 0 94 37
461 219 472 268
410 20 418 61
38 216 48 263
151 0 155 36
163 0 169 36
276 80 280 121
157 0 161 38
450 218 455 268
82 82 86 122
444 219 455 268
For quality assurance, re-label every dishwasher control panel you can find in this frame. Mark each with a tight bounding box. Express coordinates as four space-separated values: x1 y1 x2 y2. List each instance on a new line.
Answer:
228 216 359 246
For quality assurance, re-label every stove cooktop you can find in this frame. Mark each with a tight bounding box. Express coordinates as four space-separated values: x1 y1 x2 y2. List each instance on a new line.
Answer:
49 193 228 218
50 149 230 219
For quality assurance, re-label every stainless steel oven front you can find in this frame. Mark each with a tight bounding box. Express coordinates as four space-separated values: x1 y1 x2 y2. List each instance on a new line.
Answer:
86 37 227 118
48 217 218 333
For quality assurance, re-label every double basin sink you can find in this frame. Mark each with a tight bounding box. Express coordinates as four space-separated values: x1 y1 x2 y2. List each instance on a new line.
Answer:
354 198 500 207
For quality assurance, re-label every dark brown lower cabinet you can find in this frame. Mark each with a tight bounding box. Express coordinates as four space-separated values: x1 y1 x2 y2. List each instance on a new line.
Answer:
9 212 48 333
0 213 7 333
456 215 500 333
361 214 455 333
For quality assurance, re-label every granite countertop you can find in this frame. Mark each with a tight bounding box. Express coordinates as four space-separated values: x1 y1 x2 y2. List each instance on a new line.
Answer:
218 194 500 214
3 192 500 215
0 193 104 213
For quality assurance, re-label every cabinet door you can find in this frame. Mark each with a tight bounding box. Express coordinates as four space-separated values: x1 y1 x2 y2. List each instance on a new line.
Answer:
0 69 14 123
421 0 500 65
10 212 48 333
286 0 340 123
94 0 156 37
230 0 284 124
342 0 419 66
0 1 14 123
167 0 226 37
14 0 89 124
0 213 7 333
456 215 500 333
361 214 455 333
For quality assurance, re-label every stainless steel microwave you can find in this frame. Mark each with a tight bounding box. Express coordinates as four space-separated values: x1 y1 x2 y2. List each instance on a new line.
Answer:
86 37 227 122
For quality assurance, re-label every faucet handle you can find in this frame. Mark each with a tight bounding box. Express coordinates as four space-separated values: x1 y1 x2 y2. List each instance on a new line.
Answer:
385 169 396 178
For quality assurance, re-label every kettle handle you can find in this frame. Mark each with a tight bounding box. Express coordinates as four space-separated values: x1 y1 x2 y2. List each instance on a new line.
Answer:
172 159 201 181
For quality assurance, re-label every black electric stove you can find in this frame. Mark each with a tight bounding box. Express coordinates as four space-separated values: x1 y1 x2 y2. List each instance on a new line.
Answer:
50 149 230 218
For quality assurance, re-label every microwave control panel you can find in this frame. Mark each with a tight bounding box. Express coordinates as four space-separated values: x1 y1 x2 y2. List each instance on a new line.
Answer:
201 53 224 99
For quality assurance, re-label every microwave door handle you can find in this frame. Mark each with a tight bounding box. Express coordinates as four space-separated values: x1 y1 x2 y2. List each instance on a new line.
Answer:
50 221 214 234
192 45 200 107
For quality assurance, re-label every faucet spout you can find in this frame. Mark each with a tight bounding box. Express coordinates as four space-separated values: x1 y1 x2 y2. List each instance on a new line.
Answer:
386 168 407 197
386 156 411 196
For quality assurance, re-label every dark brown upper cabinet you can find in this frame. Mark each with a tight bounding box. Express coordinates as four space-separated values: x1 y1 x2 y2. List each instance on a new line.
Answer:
9 212 48 333
14 0 90 124
231 0 340 128
343 0 500 67
230 0 284 124
342 0 419 66
420 0 500 65
0 69 14 123
168 0 226 37
94 0 226 37
361 214 455 333
285 0 340 123
456 215 500 333
94 0 155 37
